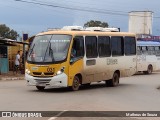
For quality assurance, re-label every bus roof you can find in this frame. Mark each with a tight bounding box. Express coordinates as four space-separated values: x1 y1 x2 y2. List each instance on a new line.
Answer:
37 30 135 37
137 41 160 46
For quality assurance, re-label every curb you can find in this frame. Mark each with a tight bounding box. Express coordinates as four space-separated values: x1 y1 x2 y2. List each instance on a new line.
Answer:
0 77 24 81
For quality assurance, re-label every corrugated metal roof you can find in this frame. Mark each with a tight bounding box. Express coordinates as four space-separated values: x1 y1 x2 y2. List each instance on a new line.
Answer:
0 37 29 46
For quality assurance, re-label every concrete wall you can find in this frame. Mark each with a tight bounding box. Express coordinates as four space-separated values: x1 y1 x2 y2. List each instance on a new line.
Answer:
129 11 153 35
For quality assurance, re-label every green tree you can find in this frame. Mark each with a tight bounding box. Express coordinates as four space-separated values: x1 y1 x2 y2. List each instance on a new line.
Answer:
84 20 109 28
0 24 19 40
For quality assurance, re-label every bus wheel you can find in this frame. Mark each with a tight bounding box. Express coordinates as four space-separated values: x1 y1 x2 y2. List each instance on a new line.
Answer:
144 65 153 74
105 80 111 87
147 65 153 74
106 72 119 87
71 76 80 91
36 86 45 91
83 83 91 87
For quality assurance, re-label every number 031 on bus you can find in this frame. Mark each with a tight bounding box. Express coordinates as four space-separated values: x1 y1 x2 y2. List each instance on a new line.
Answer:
25 26 137 91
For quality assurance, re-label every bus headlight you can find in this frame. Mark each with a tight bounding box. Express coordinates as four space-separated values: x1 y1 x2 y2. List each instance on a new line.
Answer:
56 67 65 75
25 69 31 75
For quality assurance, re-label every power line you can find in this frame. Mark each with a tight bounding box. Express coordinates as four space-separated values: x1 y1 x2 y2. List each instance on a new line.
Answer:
14 0 128 16
14 0 160 18
31 0 128 14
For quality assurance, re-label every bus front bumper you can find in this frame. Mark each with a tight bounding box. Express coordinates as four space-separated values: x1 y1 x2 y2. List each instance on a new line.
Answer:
25 73 68 88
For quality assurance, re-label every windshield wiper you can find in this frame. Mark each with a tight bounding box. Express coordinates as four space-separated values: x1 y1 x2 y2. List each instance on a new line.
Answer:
49 42 55 62
43 40 55 62
29 43 35 57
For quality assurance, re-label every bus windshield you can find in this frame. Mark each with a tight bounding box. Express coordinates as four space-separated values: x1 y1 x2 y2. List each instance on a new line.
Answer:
27 34 72 63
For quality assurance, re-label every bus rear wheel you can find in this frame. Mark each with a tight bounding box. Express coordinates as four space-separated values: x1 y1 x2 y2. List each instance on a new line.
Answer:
71 76 80 91
36 86 45 91
144 65 153 74
106 72 119 87
83 83 90 87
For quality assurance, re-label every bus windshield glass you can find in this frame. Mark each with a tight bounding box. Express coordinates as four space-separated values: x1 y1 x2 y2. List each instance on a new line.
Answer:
27 34 72 63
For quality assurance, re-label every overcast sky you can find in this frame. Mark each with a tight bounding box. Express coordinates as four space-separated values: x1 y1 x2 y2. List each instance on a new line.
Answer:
0 0 160 37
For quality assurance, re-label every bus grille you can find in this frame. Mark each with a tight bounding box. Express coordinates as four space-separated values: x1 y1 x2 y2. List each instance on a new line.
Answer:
44 72 54 75
33 72 41 75
34 79 51 84
33 72 54 76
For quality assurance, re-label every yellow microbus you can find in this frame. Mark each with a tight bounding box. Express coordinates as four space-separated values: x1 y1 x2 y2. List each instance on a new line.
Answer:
25 26 137 91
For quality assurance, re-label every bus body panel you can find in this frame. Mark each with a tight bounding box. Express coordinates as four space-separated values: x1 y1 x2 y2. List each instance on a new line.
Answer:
82 55 137 83
137 55 157 72
68 58 84 86
25 62 69 87
25 72 68 87
157 56 160 70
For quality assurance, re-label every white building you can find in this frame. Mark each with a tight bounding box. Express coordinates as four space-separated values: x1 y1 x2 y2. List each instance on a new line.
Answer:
129 11 153 35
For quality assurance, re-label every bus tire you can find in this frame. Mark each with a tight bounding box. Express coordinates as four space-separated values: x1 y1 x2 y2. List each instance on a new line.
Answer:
36 86 45 91
144 65 153 74
83 83 91 87
71 76 80 91
106 72 119 87
105 80 111 87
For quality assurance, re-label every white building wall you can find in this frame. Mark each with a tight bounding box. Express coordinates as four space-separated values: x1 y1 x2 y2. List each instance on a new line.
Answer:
129 11 153 35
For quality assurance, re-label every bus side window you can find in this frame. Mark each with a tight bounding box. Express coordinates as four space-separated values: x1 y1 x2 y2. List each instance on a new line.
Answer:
155 46 160 56
124 36 136 55
98 36 111 57
85 36 98 58
142 46 147 54
137 46 142 55
111 36 124 56
71 36 84 59
147 46 154 55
